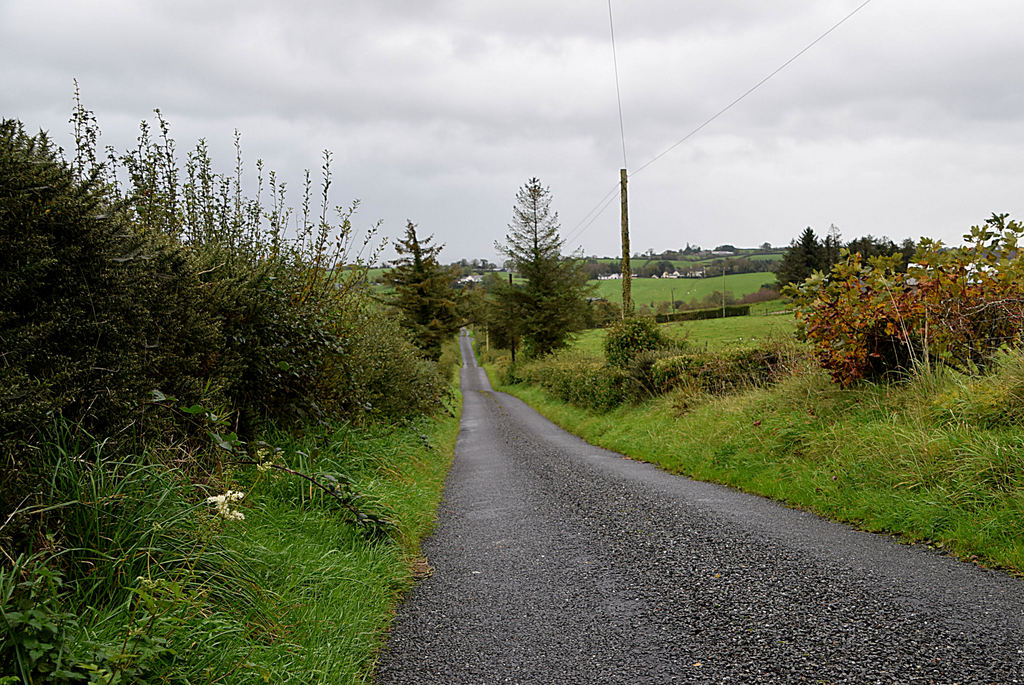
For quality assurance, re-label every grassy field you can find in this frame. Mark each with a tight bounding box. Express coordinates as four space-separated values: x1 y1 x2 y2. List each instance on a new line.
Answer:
491 360 1024 576
593 250 784 268
590 272 776 306
570 307 798 357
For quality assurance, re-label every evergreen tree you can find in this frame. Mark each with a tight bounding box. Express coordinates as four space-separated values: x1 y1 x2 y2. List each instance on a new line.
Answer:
494 178 591 356
384 221 460 360
776 227 826 288
823 223 843 266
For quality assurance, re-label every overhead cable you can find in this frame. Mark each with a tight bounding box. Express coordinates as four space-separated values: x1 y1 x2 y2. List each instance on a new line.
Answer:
631 0 875 176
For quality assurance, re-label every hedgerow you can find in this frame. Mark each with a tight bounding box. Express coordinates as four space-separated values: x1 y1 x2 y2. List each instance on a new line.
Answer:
651 348 789 395
519 352 628 412
1 103 447 569
2 99 457 683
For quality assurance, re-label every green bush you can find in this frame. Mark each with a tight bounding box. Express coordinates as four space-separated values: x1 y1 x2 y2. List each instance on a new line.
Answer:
2 108 457 562
603 317 668 368
0 120 219 448
520 353 628 412
652 348 787 394
326 306 449 420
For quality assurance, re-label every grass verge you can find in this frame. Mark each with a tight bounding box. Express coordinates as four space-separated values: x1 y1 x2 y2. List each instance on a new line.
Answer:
1 390 460 684
490 362 1024 576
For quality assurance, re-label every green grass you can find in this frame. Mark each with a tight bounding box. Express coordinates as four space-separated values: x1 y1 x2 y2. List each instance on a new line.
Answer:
592 251 783 269
490 361 1024 576
570 310 798 358
1 394 461 684
662 312 799 352
590 272 776 305
219 410 461 682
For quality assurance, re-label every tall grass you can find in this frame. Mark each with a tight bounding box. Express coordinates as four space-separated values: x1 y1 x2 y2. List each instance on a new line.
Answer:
1 390 460 683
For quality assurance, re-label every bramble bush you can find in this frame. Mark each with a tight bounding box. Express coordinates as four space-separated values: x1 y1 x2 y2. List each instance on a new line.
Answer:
603 316 669 368
2 97 459 683
651 348 789 395
789 214 1024 385
518 352 628 412
2 101 448 587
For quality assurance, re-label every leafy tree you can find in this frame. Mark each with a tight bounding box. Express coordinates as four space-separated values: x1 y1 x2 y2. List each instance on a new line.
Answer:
384 221 461 360
776 227 826 288
494 178 591 356
788 214 1024 384
638 259 675 278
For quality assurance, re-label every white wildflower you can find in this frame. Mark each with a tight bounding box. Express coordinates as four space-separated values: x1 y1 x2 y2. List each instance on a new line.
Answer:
255 446 279 473
206 490 246 521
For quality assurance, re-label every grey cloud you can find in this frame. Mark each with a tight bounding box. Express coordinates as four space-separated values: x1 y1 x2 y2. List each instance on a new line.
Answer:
5 0 1024 260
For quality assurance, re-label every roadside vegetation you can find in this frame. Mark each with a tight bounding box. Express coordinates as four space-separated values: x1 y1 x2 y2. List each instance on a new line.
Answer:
482 219 1024 575
1 99 461 684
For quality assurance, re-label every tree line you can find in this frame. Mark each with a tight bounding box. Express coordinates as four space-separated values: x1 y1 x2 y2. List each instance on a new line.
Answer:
775 225 916 288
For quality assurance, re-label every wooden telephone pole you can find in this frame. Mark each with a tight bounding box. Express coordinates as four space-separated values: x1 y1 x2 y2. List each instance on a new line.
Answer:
620 168 632 317
508 272 516 364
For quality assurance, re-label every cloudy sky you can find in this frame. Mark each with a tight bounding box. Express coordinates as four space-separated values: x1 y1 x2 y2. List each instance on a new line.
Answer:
4 1 1024 262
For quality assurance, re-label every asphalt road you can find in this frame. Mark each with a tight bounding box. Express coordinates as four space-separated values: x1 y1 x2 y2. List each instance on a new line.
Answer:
376 330 1024 684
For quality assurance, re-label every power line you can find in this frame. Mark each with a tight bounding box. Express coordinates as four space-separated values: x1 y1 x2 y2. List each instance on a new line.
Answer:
567 0 875 251
608 0 628 169
631 0 875 177
564 182 619 246
563 0 626 252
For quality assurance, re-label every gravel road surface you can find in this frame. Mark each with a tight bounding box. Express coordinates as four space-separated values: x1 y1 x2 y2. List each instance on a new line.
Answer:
376 330 1024 683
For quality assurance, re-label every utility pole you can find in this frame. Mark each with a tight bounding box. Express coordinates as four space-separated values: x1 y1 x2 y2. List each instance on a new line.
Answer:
722 261 727 318
620 168 632 317
508 272 516 365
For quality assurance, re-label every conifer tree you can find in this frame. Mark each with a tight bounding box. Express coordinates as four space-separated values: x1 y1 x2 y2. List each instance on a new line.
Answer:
385 221 460 360
494 178 590 356
776 226 826 288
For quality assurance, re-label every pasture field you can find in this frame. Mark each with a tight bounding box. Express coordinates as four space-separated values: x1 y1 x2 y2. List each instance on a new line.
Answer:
594 251 783 269
570 308 798 357
661 311 799 351
589 271 777 305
